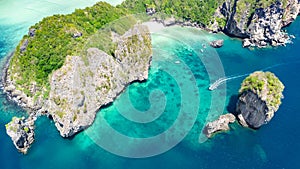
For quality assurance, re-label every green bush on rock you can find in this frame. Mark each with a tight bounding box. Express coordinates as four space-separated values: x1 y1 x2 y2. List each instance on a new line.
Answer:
239 71 284 109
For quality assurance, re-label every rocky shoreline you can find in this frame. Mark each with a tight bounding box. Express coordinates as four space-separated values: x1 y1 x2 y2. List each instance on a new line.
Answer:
1 52 44 154
149 15 294 48
2 52 40 114
148 0 299 48
2 24 153 152
2 56 38 154
152 17 204 30
210 40 224 48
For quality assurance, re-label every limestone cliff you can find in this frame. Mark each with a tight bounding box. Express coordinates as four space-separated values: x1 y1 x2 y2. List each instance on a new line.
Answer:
212 0 300 47
203 113 236 138
222 0 251 38
236 71 284 129
49 25 152 137
4 23 152 152
143 0 299 47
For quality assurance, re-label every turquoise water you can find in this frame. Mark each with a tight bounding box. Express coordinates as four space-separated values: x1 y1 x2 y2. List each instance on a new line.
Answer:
1 1 300 168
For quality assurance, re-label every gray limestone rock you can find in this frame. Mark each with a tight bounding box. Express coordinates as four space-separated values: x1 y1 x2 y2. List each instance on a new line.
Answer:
203 113 236 138
236 90 269 129
6 115 36 154
210 39 224 48
29 28 36 37
48 24 152 137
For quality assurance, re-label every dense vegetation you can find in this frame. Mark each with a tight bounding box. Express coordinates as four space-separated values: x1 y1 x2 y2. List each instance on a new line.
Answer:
83 14 145 58
240 71 284 108
9 0 288 100
120 0 224 25
120 0 290 31
9 2 128 97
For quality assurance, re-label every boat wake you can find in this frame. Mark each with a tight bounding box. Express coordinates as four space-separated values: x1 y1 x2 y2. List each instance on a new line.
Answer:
208 61 298 91
208 74 249 90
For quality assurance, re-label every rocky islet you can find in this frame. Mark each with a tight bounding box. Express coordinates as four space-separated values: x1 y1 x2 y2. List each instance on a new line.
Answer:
204 71 285 138
5 115 36 154
210 39 224 48
203 113 236 138
236 71 285 128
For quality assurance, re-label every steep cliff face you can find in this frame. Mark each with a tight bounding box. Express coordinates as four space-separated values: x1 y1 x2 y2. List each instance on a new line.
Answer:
213 0 300 47
4 24 152 150
236 90 269 128
49 24 152 137
224 0 252 38
282 0 300 26
245 1 295 47
236 71 284 129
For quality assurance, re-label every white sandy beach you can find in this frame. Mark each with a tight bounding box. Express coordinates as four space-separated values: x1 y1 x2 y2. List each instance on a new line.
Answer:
142 21 167 33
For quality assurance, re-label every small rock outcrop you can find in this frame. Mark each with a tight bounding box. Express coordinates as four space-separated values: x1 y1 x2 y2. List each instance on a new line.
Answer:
203 113 236 138
18 28 37 53
5 115 36 154
146 4 156 16
20 39 29 53
29 28 36 37
242 38 252 48
210 39 224 48
72 31 83 38
236 71 285 129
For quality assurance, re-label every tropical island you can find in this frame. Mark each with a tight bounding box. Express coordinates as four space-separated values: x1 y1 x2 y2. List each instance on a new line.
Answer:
237 71 285 129
204 71 285 138
2 0 296 153
4 2 153 153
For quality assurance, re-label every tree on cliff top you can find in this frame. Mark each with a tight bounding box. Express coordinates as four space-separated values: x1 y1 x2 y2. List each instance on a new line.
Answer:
239 71 284 109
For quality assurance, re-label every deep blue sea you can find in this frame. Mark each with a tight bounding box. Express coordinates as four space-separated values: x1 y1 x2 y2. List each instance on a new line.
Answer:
1 1 300 169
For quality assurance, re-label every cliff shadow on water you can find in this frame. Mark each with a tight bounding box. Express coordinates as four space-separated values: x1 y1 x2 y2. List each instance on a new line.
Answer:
226 94 239 115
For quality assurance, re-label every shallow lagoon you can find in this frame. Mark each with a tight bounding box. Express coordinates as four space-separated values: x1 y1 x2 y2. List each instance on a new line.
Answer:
0 1 300 168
